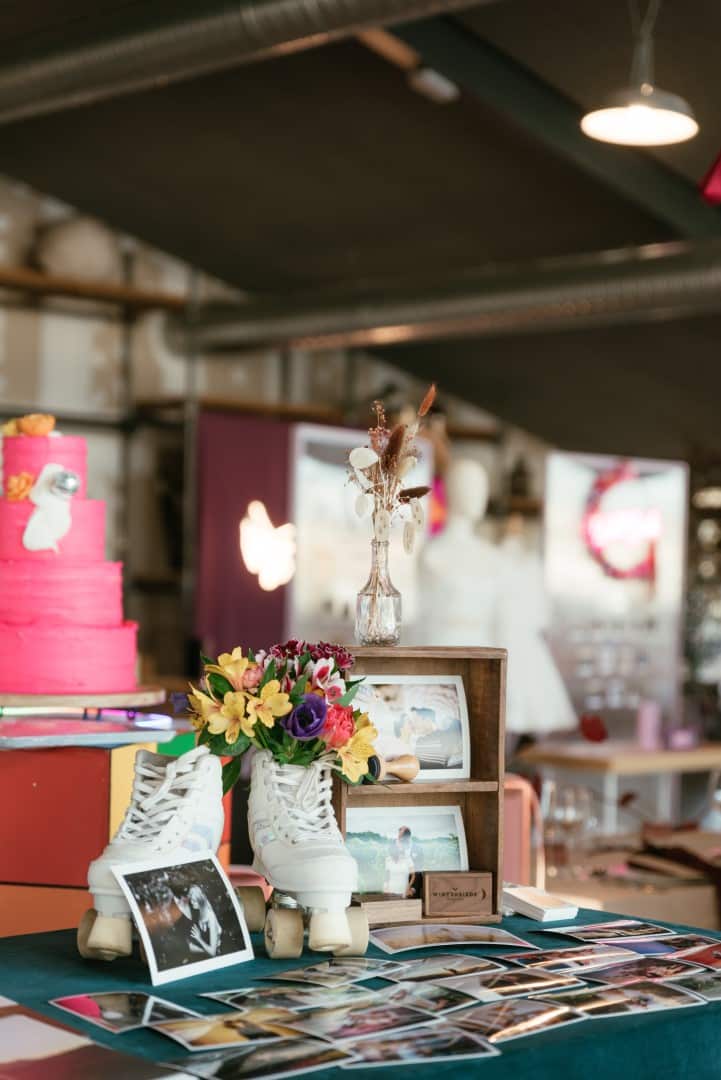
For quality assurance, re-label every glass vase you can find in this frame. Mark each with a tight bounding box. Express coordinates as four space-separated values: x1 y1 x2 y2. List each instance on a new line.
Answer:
355 540 401 646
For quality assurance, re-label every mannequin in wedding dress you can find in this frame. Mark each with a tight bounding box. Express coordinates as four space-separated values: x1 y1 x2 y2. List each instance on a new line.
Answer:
415 458 506 649
415 458 576 736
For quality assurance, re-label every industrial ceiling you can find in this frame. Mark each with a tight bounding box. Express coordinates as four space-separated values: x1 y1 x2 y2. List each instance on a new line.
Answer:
0 1 719 458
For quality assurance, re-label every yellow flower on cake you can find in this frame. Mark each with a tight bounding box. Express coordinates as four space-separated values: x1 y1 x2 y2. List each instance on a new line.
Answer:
187 685 223 732
245 680 292 731
6 472 34 501
337 714 378 783
17 413 55 436
2 419 18 436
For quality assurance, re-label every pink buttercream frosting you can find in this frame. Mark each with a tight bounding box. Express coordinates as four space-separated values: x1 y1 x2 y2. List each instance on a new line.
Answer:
0 560 123 626
0 501 106 561
0 621 138 693
2 435 87 496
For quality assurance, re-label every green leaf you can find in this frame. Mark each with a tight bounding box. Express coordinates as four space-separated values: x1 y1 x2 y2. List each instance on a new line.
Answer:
298 651 312 671
200 652 215 668
222 757 242 794
197 725 211 747
289 673 308 704
247 648 256 662
207 671 233 700
225 732 251 757
336 681 362 707
259 658 276 691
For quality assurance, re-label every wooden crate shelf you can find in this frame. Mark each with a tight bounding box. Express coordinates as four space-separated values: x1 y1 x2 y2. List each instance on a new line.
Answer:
335 646 506 925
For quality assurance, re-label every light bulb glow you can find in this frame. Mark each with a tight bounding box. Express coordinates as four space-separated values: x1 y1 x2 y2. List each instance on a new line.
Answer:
239 500 296 591
581 101 698 145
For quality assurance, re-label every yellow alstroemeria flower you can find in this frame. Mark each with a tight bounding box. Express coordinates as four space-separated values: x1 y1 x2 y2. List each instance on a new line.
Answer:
337 714 378 783
246 680 292 731
220 690 251 742
205 646 250 691
187 685 224 733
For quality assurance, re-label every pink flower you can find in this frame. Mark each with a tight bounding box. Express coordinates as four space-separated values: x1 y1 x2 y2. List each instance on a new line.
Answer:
322 704 355 749
242 665 263 690
326 683 345 703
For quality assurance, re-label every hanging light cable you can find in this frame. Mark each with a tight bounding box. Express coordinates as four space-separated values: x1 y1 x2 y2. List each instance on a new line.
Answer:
581 0 698 146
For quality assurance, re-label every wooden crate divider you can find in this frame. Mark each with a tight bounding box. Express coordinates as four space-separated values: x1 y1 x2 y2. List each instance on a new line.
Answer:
334 646 506 925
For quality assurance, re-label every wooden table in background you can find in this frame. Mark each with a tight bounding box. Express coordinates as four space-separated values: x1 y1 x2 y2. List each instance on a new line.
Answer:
519 740 721 833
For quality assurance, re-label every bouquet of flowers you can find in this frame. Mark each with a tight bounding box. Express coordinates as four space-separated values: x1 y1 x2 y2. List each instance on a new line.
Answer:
188 639 377 792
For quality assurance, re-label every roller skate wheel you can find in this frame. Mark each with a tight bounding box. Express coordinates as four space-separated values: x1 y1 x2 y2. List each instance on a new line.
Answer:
308 910 352 953
333 908 370 956
236 886 267 933
264 907 304 959
77 908 132 961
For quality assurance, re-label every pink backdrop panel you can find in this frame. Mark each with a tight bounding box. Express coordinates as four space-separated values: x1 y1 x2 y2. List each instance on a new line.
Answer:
196 410 290 659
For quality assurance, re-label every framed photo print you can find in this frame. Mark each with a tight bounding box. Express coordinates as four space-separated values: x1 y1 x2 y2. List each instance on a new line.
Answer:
112 852 253 985
353 675 470 781
345 804 468 896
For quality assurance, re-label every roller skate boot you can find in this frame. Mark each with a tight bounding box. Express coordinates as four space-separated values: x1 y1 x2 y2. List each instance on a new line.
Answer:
78 745 224 961
238 749 368 959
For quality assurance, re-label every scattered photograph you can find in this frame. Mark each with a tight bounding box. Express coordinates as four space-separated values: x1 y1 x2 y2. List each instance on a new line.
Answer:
671 942 721 969
346 805 468 896
51 991 198 1032
202 985 377 1012
583 956 703 986
384 952 506 982
112 852 253 986
433 967 584 1001
150 1009 302 1051
538 979 705 1017
539 919 673 943
284 1002 431 1043
263 957 402 986
670 969 721 1001
507 944 637 974
340 1022 499 1068
174 1037 354 1080
616 934 720 957
370 923 533 954
352 675 470 781
451 997 586 1042
374 980 478 1014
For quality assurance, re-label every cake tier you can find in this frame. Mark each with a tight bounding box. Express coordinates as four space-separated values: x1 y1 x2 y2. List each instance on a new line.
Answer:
0 560 123 626
3 435 87 496
0 500 105 561
0 620 138 693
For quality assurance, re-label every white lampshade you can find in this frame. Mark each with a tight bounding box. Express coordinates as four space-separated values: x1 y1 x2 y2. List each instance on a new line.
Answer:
582 84 698 146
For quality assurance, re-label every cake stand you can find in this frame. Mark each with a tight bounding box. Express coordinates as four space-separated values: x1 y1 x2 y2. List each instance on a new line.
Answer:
0 686 166 708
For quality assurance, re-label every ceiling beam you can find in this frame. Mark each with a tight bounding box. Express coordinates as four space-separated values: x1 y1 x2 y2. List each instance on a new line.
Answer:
394 17 721 239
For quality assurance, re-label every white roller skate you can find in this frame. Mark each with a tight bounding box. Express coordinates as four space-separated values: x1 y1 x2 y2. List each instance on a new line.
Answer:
238 749 368 959
78 745 224 961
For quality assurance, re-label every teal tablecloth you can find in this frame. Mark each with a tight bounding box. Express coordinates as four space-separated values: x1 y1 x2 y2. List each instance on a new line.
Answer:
1 909 718 1079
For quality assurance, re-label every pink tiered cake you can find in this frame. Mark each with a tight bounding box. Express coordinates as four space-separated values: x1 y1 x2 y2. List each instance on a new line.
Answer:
0 429 137 694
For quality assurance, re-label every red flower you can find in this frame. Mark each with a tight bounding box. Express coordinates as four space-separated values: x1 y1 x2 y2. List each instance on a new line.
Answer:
322 704 355 749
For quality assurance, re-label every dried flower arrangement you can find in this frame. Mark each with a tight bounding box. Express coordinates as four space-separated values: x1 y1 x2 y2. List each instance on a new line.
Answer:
348 383 436 555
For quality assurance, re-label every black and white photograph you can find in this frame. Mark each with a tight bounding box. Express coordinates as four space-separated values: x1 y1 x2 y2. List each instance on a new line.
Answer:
385 952 506 982
51 991 198 1032
171 1036 355 1080
111 852 253 986
451 997 587 1042
539 980 706 1017
340 1022 499 1067
353 675 470 781
433 967 584 1001
370 922 533 954
201 985 378 1012
345 805 468 896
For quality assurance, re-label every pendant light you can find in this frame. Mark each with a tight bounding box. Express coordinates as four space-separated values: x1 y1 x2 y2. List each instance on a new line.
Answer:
581 0 698 147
